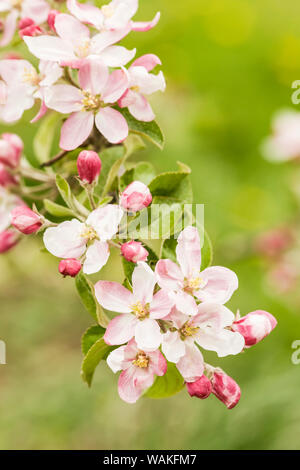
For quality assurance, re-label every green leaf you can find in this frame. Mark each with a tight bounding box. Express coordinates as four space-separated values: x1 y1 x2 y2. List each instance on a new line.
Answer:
200 228 213 270
119 108 165 149
81 325 106 356
96 146 125 196
55 174 73 207
134 162 156 186
123 134 145 156
33 112 62 163
81 337 114 387
44 199 76 218
145 362 185 399
148 162 193 204
75 272 110 327
161 237 177 263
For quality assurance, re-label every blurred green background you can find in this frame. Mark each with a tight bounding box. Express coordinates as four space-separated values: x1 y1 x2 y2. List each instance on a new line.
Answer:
1 0 300 450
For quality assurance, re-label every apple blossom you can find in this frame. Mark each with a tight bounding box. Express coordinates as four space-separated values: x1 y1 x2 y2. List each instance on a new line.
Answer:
67 0 160 34
121 241 148 263
186 375 212 399
43 204 123 275
0 59 62 123
11 205 42 234
155 226 238 316
0 132 23 168
232 310 277 348
0 162 18 187
0 228 18 253
211 370 241 409
119 54 166 122
0 0 50 47
95 262 174 351
45 58 129 149
120 181 152 212
106 338 167 404
77 150 102 185
24 13 136 69
59 258 82 278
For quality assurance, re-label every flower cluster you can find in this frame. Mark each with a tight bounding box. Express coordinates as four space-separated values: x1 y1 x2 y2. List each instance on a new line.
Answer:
0 0 277 408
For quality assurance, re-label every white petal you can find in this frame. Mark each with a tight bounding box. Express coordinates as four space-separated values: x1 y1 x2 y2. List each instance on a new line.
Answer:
132 262 156 305
43 219 86 259
86 204 123 241
134 318 162 351
107 346 126 373
162 331 186 363
83 241 110 275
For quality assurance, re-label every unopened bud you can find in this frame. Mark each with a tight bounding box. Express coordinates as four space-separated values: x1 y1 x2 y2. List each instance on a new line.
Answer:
77 150 102 184
19 24 42 38
232 310 277 348
18 17 35 30
0 230 18 253
47 10 59 32
0 163 18 187
211 371 241 409
120 181 152 212
186 375 212 399
59 258 82 277
0 133 23 168
10 206 42 235
121 241 149 263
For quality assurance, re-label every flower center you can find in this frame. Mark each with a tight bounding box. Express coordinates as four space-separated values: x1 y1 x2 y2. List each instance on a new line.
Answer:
76 37 91 58
81 91 102 112
131 85 140 93
132 352 149 368
131 301 149 319
22 68 41 86
180 322 199 339
11 0 22 8
183 276 206 294
102 5 115 18
81 225 98 241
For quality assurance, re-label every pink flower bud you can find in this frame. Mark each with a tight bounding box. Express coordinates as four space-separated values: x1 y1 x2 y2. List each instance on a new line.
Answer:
232 310 277 348
0 133 23 168
19 24 42 38
121 241 149 263
0 163 18 187
0 230 18 253
10 206 42 235
59 258 82 277
120 181 152 212
77 150 102 184
47 10 59 32
186 375 212 399
211 371 241 409
18 17 35 30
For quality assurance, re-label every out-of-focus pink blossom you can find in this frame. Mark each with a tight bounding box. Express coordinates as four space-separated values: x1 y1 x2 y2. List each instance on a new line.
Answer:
0 188 24 232
232 310 277 347
45 58 129 149
120 181 152 212
121 241 148 263
43 204 123 275
47 10 59 32
18 17 35 30
155 226 239 315
186 375 212 399
11 206 42 234
59 258 82 277
262 110 300 162
95 262 174 351
0 163 18 187
268 260 299 293
106 338 167 404
67 0 160 34
0 229 18 253
0 133 23 168
119 54 166 122
24 13 135 69
77 150 102 184
211 371 241 409
255 228 293 258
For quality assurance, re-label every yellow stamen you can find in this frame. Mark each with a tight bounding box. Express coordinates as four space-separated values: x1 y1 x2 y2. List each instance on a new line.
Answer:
131 301 149 319
81 91 101 112
102 5 115 18
22 68 40 86
76 37 91 59
131 85 140 93
180 322 199 338
81 225 98 241
183 276 205 294
132 352 149 368
11 0 22 8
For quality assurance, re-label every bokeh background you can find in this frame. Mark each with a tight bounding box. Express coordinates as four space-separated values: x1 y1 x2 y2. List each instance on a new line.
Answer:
1 0 300 450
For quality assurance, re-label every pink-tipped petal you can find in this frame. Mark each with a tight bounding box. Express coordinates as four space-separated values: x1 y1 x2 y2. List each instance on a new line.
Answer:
170 290 199 316
54 13 89 44
104 313 137 345
150 289 174 319
0 9 18 47
128 93 155 122
176 226 201 279
95 281 133 313
95 107 128 144
131 54 162 72
155 259 184 292
196 266 239 304
176 343 204 383
148 349 167 376
102 69 129 104
44 85 82 114
134 318 162 351
131 12 161 32
22 0 50 24
66 0 104 29
78 57 108 95
132 261 156 305
232 310 277 347
60 111 94 151
118 366 144 404
83 240 110 275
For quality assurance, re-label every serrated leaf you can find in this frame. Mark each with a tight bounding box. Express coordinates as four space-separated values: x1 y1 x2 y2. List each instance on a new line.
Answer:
33 112 62 163
119 108 164 149
145 362 184 399
44 199 76 218
75 272 110 326
81 337 114 387
81 325 106 356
